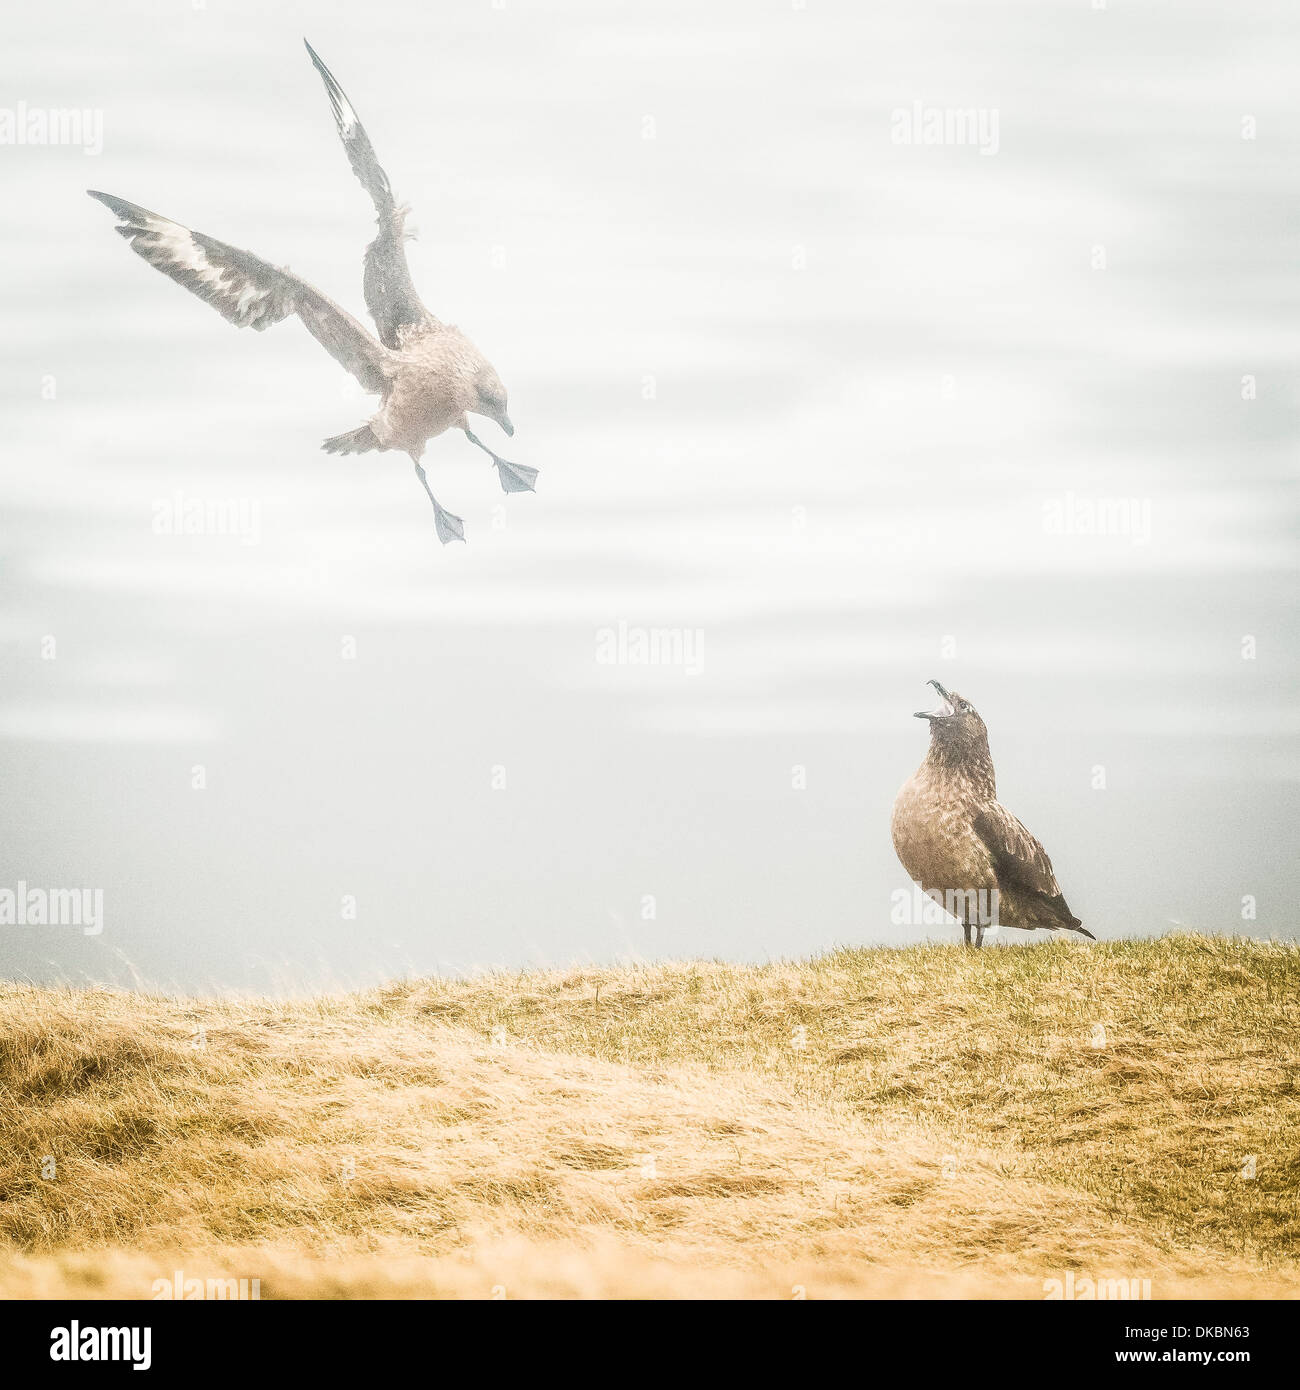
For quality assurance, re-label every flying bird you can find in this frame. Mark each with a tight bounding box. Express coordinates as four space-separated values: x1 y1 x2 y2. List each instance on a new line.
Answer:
87 39 536 545
891 680 1094 948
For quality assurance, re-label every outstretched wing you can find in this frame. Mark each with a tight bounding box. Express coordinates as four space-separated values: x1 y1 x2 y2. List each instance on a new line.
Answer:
304 39 439 350
88 190 392 395
973 803 1088 932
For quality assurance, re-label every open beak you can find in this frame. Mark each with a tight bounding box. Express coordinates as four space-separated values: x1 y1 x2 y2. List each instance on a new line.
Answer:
914 678 956 720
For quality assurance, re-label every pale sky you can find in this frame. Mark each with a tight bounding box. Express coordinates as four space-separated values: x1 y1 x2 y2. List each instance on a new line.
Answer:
1 0 1297 991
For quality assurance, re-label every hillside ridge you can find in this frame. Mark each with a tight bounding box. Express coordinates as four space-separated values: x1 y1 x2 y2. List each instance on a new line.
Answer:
1 934 1296 1298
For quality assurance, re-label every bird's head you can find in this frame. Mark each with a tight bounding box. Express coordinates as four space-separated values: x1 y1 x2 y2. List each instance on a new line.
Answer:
471 364 513 437
914 679 989 757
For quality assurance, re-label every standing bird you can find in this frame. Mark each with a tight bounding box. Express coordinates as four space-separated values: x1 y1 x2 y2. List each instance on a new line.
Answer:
891 680 1094 947
87 39 536 545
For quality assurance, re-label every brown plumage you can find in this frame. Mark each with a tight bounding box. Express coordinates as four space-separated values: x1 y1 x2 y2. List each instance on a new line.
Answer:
87 39 537 545
891 680 1093 948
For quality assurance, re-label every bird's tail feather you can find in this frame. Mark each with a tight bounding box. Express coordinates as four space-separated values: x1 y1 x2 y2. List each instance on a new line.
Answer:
322 423 381 455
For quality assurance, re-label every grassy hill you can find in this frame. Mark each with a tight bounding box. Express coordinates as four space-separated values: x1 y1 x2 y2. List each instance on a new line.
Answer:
1 934 1297 1299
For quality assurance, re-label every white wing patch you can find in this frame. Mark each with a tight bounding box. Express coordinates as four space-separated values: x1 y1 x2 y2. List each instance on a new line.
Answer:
90 189 394 393
92 193 294 331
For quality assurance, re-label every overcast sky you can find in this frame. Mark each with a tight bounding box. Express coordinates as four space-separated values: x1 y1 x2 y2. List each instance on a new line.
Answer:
1 0 1297 992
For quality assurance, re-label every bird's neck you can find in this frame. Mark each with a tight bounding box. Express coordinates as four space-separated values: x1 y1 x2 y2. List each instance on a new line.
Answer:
923 739 996 802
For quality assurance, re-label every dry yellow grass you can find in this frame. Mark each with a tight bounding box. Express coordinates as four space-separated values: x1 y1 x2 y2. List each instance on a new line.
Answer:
1 934 1296 1299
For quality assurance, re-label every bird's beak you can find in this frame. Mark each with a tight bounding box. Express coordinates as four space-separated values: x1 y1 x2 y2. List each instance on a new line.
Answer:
914 678 956 720
499 413 514 438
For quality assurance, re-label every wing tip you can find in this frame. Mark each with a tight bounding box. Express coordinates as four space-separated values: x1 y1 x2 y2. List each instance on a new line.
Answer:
303 37 339 90
87 189 140 223
304 37 353 130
